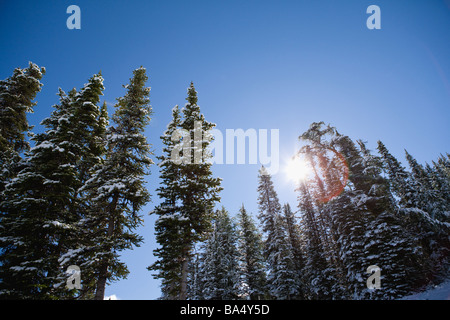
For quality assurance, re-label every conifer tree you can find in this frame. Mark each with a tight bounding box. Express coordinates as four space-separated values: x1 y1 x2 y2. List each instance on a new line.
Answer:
236 204 267 300
297 123 426 299
0 73 105 299
0 62 45 193
150 83 221 299
404 150 448 221
199 207 241 300
172 83 222 299
75 67 153 300
296 182 334 299
257 166 299 299
376 142 450 284
148 106 186 299
297 123 346 298
282 203 305 298
186 246 205 300
257 166 281 259
430 155 450 223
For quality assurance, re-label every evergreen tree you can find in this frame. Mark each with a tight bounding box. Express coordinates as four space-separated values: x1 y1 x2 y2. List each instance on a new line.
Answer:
377 142 450 285
405 150 448 221
376 141 415 207
236 204 267 300
0 62 45 193
296 182 334 299
297 123 427 299
282 203 305 298
257 166 281 260
430 155 450 223
75 67 153 300
154 83 222 299
199 207 241 300
297 123 347 299
0 74 105 299
148 105 186 299
186 245 204 300
257 166 299 299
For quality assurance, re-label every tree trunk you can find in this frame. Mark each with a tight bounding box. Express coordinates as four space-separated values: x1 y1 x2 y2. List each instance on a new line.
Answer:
179 245 190 300
94 263 108 300
94 194 118 300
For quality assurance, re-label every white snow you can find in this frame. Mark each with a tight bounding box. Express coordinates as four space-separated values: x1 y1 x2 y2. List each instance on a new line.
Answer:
58 247 85 266
43 221 71 229
401 279 450 300
30 141 65 153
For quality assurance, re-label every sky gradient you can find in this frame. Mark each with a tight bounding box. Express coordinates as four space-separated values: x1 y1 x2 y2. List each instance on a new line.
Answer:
1 0 449 299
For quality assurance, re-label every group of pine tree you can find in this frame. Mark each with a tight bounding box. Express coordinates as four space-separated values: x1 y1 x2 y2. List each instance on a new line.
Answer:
0 62 153 299
0 62 449 300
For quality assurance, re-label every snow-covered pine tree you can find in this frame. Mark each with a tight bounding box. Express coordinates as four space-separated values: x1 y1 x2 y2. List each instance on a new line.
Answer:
0 73 105 299
405 150 447 221
296 182 335 299
353 140 425 299
0 62 45 193
403 150 450 283
297 123 426 299
199 207 241 300
75 67 153 300
51 75 108 299
328 132 423 299
186 245 205 300
257 166 281 259
297 123 347 299
236 204 267 300
257 166 299 299
148 105 187 300
269 212 300 299
176 83 222 299
376 141 415 207
282 203 305 298
377 142 450 285
430 155 450 223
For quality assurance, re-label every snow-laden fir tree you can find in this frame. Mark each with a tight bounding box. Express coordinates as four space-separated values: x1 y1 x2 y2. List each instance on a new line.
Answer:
378 142 450 285
378 142 450 283
51 76 108 299
282 203 305 298
73 67 153 300
148 105 186 299
0 73 105 299
405 150 449 222
429 154 450 223
353 140 425 299
296 182 335 299
269 212 300 299
186 245 204 300
197 207 241 300
296 123 346 299
151 83 222 300
257 166 299 299
297 123 426 299
236 204 267 300
0 62 45 194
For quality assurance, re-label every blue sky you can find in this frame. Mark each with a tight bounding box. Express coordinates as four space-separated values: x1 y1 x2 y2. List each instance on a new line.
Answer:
1 0 449 299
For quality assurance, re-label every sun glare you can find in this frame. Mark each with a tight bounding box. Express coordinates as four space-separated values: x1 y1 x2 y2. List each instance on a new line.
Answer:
284 156 310 184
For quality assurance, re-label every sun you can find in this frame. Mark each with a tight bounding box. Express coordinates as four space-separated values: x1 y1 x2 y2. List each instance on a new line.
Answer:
284 156 310 184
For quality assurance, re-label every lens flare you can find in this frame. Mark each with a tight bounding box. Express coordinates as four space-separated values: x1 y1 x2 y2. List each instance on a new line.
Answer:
284 156 310 184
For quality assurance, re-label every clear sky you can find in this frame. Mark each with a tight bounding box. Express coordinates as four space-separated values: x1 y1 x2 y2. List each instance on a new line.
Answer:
1 0 449 299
